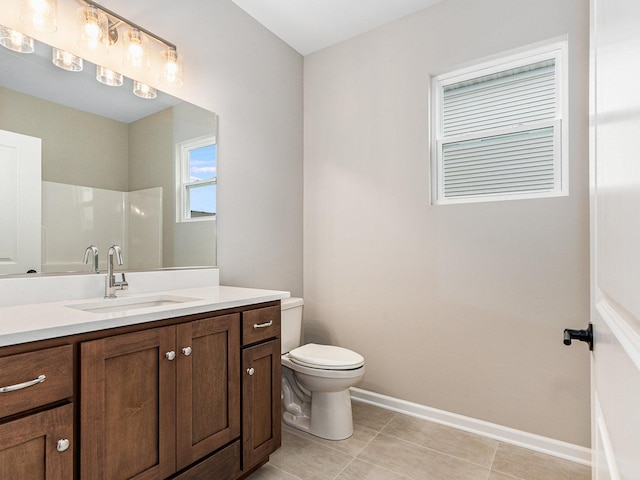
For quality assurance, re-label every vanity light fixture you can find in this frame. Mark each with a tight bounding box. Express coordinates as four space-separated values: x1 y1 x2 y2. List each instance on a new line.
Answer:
96 65 123 86
0 25 35 53
21 0 57 32
133 80 156 99
79 1 185 91
52 47 83 71
14 0 184 97
77 4 108 53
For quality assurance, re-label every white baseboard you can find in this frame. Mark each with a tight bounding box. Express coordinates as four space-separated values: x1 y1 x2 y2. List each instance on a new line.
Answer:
350 387 591 466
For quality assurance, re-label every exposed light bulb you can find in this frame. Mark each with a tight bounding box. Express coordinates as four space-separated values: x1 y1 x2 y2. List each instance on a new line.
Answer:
84 21 100 42
78 5 108 53
21 0 57 32
125 28 149 71
160 47 183 87
166 63 177 75
11 30 26 47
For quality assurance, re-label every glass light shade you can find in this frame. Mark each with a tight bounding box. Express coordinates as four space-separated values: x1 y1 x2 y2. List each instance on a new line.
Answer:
96 66 123 86
21 0 57 32
159 47 183 87
52 47 83 72
77 5 108 53
124 28 150 71
133 80 156 99
0 25 34 53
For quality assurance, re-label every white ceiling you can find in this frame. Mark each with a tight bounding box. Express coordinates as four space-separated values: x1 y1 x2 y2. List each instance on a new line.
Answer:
231 0 445 55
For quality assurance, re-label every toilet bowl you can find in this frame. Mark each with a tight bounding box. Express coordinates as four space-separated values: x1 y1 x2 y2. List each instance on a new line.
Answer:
281 298 365 440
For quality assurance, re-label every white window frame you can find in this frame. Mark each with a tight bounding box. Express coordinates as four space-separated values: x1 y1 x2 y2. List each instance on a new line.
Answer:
430 39 569 205
175 134 217 223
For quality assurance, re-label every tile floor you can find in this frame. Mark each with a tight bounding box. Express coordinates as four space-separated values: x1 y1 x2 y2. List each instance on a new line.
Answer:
246 401 590 480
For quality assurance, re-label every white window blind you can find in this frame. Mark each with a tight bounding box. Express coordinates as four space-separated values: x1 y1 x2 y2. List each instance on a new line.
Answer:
431 41 568 204
442 127 556 197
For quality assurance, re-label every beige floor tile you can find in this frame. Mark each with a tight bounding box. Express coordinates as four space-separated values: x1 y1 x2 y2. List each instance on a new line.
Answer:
491 443 590 480
382 413 498 467
283 422 379 457
268 430 353 480
488 471 521 480
246 463 302 480
352 401 396 432
336 458 414 480
357 433 491 480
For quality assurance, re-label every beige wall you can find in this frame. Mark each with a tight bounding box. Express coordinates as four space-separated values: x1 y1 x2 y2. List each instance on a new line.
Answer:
0 87 129 191
128 109 174 266
209 4 304 296
303 0 591 446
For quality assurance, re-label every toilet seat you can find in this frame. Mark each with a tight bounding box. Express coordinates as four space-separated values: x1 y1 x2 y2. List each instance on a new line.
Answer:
288 343 364 370
282 354 365 380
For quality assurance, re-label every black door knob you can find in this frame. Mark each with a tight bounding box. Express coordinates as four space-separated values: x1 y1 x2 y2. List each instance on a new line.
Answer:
563 324 593 350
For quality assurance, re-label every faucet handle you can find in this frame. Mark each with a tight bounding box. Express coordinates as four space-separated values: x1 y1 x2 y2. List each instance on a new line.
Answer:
118 273 129 291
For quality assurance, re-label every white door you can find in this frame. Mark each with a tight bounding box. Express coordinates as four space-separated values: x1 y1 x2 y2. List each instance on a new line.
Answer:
590 0 640 479
0 129 41 274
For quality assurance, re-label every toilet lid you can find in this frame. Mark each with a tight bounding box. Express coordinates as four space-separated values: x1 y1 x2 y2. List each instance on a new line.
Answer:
288 343 364 370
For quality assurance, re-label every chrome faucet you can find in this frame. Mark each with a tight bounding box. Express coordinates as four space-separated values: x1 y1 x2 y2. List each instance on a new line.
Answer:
83 245 99 274
105 245 128 299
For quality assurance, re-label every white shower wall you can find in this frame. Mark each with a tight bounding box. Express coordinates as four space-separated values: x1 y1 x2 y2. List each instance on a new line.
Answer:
42 182 162 273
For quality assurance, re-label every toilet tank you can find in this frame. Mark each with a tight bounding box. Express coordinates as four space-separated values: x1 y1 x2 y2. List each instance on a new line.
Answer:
281 297 304 354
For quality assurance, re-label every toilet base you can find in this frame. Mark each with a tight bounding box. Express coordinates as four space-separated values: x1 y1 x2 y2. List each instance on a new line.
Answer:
282 369 354 440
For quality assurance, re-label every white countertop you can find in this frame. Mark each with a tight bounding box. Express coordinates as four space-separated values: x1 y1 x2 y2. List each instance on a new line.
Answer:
0 285 290 347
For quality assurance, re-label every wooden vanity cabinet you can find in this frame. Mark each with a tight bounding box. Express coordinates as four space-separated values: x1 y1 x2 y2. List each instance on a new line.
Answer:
0 345 74 480
0 299 281 480
240 305 282 472
80 313 241 479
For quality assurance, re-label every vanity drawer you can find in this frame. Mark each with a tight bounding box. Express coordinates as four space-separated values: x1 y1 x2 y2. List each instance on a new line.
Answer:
0 345 73 418
242 305 281 346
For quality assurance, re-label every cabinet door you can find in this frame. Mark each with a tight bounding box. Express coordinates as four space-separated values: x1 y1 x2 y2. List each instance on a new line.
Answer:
81 327 176 480
242 339 281 470
0 404 73 479
176 314 240 470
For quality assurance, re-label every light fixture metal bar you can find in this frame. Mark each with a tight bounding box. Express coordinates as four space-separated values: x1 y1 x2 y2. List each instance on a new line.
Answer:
77 0 177 50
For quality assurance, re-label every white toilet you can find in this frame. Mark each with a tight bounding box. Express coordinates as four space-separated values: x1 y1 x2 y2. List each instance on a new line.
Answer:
280 297 365 440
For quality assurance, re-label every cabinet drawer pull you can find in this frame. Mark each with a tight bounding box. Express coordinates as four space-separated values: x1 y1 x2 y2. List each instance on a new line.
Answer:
247 367 255 376
253 320 273 329
165 351 176 361
0 374 46 393
57 438 70 452
182 346 192 356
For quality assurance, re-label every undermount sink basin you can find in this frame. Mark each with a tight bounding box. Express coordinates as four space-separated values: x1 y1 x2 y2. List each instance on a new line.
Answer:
66 295 201 314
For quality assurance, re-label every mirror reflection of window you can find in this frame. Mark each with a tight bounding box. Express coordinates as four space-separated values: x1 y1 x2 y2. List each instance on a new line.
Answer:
177 136 217 222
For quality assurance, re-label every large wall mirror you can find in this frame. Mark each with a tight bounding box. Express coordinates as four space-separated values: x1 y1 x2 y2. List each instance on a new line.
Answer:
0 39 217 277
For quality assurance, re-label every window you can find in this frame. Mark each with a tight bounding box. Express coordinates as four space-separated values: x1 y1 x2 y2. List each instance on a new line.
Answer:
176 135 217 222
431 40 568 204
